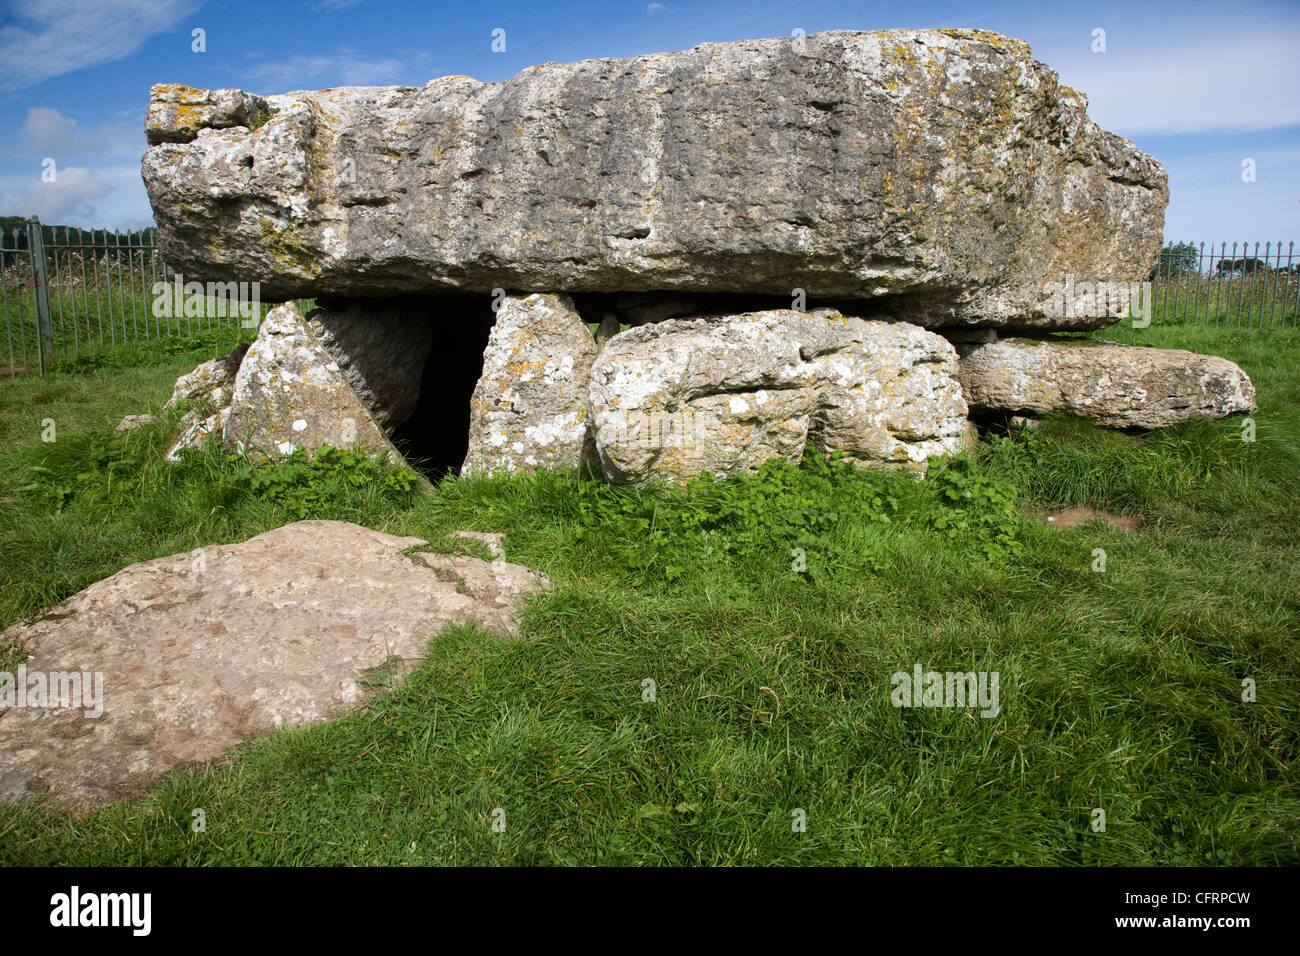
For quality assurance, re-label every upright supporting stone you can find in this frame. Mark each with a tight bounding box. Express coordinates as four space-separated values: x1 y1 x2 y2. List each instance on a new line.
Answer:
463 293 599 475
956 337 1256 429
588 309 971 483
225 301 403 463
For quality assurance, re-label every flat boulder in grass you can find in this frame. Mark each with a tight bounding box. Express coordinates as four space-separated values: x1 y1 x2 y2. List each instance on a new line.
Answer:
956 338 1257 429
463 293 599 475
588 309 971 483
141 29 1166 328
0 521 550 807
225 301 401 462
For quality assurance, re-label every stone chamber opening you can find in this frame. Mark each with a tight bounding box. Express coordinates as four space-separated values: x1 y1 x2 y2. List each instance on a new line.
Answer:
385 288 971 482
389 295 495 481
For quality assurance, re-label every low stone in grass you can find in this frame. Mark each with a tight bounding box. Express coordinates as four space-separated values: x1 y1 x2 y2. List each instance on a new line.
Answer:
0 520 549 807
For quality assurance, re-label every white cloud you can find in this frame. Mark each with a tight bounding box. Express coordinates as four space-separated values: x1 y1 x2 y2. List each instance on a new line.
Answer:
242 47 405 90
646 3 665 13
1047 22 1300 135
0 166 113 224
0 161 152 230
0 0 202 92
7 108 144 159
312 0 365 10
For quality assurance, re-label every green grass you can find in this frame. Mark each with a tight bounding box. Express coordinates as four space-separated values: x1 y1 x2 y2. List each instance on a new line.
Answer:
0 319 1296 865
1 279 312 376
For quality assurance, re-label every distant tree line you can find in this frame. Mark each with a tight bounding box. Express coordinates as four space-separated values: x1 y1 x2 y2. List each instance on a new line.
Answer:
1151 241 1299 279
0 216 157 270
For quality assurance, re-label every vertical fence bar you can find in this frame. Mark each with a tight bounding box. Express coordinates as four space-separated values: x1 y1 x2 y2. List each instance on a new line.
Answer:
12 227 28 371
1164 240 1175 316
1258 240 1268 330
1156 244 1166 317
1 237 15 380
1223 242 1236 325
1245 241 1260 327
1234 240 1247 327
26 218 54 374
103 230 116 347
132 231 147 340
114 231 126 344
1292 241 1300 326
148 233 162 338
1285 241 1296 328
78 229 94 347
53 226 67 352
1196 240 1206 323
59 227 78 351
1274 240 1284 330
1165 242 1175 317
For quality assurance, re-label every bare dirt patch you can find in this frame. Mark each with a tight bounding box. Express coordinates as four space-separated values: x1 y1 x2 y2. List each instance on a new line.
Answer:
1036 505 1146 532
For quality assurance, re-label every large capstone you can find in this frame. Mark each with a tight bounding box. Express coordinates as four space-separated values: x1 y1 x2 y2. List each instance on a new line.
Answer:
588 309 971 483
463 293 599 475
956 337 1257 429
141 29 1166 328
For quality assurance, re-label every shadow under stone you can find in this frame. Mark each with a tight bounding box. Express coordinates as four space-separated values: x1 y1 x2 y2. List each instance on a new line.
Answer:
390 299 495 482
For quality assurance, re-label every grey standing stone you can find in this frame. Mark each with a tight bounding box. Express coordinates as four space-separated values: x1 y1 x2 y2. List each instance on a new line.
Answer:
463 293 599 475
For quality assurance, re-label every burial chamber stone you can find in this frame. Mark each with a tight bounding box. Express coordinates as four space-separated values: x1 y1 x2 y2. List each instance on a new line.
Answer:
955 337 1257 429
304 298 437 431
141 28 1167 329
589 309 972 482
224 301 403 463
462 293 600 475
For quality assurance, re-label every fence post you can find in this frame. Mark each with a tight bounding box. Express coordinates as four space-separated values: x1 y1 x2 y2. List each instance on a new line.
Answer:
26 217 54 375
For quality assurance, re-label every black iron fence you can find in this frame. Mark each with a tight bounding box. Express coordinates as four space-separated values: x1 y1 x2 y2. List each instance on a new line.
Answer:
1 217 309 381
1151 240 1299 328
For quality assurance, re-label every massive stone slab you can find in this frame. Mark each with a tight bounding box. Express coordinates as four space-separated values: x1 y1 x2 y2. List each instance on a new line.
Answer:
225 301 401 462
141 29 1166 328
588 309 970 482
956 337 1256 428
463 293 599 475
0 521 549 807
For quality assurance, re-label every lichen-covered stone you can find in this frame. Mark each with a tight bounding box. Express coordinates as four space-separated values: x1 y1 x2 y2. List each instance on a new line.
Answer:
142 30 1166 328
956 337 1256 428
463 293 598 475
588 309 970 482
224 301 401 462
164 343 248 409
166 406 228 461
145 83 270 145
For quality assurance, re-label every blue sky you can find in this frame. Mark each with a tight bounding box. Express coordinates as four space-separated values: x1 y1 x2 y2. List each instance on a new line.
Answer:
1 0 1296 243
